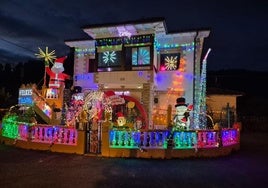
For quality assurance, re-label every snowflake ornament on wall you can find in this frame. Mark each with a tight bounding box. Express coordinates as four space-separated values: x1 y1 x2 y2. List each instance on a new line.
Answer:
103 51 116 65
165 55 178 70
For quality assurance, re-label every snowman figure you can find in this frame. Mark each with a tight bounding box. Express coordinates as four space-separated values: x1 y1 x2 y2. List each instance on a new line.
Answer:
173 97 192 130
46 56 70 89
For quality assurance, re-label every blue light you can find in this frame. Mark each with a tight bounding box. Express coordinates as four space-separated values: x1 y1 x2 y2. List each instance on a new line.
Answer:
132 48 150 65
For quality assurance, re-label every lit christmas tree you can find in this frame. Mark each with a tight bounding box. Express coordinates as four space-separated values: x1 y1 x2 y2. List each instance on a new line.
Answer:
199 48 211 129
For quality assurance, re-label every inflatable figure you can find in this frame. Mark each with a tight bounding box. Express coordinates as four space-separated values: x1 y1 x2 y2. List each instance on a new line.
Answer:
173 97 192 130
45 56 70 89
134 116 144 130
116 112 126 126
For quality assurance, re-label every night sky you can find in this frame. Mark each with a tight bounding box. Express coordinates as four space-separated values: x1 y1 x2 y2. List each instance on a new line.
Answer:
0 0 267 71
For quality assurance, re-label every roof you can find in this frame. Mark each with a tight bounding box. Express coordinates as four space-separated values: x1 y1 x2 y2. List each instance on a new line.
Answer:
82 17 166 30
65 17 210 47
82 17 167 39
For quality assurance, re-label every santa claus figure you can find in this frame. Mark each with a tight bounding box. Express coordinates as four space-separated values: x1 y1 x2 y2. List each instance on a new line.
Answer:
46 56 70 89
173 97 192 130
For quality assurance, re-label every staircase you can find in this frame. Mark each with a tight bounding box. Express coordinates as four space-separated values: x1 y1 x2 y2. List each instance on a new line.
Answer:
32 88 54 124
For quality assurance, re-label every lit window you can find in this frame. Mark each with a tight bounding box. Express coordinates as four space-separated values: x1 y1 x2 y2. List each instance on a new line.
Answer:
98 51 121 67
160 53 180 71
132 47 150 66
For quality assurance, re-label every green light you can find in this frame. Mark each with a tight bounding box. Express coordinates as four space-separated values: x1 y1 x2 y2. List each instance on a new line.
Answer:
2 115 19 139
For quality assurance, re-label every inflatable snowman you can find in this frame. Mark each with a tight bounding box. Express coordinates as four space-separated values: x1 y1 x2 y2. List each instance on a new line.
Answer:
173 97 192 130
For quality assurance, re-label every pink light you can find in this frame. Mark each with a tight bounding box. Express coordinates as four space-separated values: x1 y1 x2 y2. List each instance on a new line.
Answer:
160 66 166 71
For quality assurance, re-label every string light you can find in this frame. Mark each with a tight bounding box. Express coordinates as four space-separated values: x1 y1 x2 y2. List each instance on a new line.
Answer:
154 41 197 52
75 47 95 57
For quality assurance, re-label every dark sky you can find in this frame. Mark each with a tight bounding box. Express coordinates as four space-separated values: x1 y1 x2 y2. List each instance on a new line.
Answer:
0 0 267 71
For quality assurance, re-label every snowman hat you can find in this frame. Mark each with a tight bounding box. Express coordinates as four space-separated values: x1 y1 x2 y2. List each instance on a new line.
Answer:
175 97 187 107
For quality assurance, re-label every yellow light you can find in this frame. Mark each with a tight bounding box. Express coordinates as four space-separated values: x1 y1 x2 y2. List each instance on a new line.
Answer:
35 47 56 64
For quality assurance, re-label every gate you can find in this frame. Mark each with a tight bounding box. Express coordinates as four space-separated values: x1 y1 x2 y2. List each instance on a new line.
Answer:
85 121 102 154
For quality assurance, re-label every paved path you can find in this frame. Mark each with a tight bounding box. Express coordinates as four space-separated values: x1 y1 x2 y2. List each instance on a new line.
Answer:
0 132 268 188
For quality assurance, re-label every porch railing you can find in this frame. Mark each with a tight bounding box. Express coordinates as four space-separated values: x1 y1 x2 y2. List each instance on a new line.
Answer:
197 130 219 148
221 128 239 146
109 130 169 149
6 124 78 145
173 131 197 149
109 128 239 149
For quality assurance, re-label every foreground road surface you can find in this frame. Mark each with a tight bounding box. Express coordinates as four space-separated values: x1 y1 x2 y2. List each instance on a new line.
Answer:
0 132 268 188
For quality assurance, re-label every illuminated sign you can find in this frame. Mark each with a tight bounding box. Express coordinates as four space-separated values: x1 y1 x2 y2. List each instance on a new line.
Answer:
75 74 92 81
19 89 33 96
18 97 33 105
107 95 125 105
18 89 33 105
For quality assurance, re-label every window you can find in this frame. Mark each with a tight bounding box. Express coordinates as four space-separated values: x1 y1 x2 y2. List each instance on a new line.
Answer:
98 51 121 68
132 46 150 66
125 46 151 71
160 53 180 71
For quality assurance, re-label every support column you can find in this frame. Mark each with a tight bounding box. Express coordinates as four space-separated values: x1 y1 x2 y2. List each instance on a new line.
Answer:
141 83 154 129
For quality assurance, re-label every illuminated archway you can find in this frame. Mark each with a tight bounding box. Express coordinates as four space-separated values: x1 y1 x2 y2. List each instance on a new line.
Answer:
120 95 148 129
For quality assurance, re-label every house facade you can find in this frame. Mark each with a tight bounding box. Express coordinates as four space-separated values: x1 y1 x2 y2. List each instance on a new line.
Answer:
207 87 243 128
0 19 241 158
65 18 210 129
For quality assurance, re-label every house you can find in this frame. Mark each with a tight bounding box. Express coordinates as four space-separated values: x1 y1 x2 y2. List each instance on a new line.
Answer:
65 18 210 129
0 18 240 158
207 87 243 127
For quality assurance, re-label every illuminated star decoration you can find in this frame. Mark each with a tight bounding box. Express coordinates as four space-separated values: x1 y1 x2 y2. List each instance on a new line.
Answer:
103 51 116 64
165 56 178 70
35 47 56 65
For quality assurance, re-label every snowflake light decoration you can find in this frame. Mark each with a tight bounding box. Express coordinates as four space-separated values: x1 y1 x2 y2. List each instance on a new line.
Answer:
35 47 56 64
103 51 116 65
165 56 178 70
132 48 150 65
